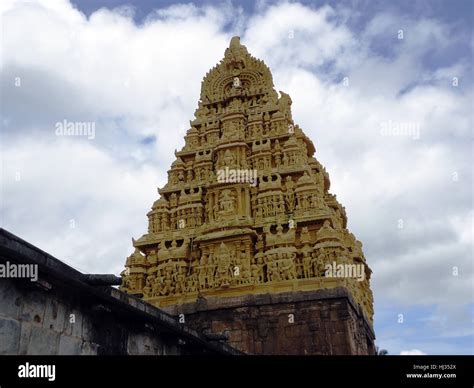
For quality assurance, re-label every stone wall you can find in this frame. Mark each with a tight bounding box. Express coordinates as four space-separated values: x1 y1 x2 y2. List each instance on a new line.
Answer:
0 228 240 355
164 288 376 355
1 278 179 355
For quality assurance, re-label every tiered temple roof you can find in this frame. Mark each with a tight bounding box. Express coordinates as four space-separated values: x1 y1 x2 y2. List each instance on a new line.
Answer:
121 37 374 323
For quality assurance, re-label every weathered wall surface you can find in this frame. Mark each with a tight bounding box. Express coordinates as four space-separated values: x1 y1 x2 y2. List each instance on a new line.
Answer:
0 278 181 355
164 289 376 355
0 228 240 355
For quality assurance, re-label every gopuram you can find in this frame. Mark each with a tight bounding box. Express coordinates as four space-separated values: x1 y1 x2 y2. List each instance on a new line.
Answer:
121 37 375 355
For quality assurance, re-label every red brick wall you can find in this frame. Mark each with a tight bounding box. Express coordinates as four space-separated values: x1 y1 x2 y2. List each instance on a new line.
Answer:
164 288 376 355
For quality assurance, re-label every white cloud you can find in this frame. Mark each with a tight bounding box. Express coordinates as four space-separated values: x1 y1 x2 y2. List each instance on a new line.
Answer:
243 3 354 69
1 137 160 274
400 349 427 355
1 0 472 352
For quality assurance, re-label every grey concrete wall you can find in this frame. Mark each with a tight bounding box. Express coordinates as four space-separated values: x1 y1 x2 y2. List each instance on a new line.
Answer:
0 277 186 355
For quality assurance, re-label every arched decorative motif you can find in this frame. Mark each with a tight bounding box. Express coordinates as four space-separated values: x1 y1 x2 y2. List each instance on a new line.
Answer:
200 37 275 104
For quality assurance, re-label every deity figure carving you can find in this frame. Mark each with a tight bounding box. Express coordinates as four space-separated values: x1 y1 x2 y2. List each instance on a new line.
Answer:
214 243 232 288
223 149 235 167
175 266 186 295
303 252 313 278
219 189 236 215
312 249 327 277
144 273 155 296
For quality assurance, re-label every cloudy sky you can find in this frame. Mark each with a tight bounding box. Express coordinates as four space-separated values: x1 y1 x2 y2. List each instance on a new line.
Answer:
1 0 472 355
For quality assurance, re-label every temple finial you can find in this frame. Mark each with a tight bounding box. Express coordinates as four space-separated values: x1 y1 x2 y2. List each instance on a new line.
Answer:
229 36 241 49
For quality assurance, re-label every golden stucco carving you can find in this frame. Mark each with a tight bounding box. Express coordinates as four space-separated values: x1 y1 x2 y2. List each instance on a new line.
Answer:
121 37 374 323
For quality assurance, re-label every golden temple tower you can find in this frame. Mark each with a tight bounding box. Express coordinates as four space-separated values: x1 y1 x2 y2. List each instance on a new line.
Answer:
121 37 375 355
